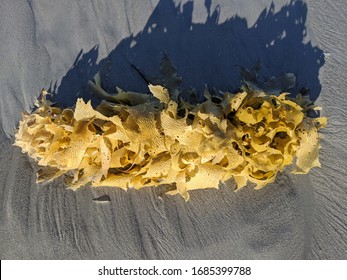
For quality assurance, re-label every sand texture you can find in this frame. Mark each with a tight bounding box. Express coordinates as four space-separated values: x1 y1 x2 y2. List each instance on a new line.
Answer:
0 0 346 259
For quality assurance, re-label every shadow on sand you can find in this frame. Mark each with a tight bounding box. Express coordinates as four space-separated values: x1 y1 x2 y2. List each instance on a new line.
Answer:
51 0 324 108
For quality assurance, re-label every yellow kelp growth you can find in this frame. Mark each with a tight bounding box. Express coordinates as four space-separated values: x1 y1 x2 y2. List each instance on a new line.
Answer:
14 83 326 200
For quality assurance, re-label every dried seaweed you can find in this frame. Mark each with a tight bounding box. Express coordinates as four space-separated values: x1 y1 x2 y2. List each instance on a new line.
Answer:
14 62 327 200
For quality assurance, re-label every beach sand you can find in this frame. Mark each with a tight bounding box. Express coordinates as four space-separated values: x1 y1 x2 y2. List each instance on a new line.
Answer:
0 0 346 259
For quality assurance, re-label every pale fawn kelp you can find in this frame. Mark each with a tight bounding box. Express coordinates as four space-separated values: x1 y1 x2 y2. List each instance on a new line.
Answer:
14 62 327 200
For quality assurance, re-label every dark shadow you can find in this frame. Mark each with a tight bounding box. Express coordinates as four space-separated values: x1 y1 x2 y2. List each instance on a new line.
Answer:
49 47 100 107
52 0 324 108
